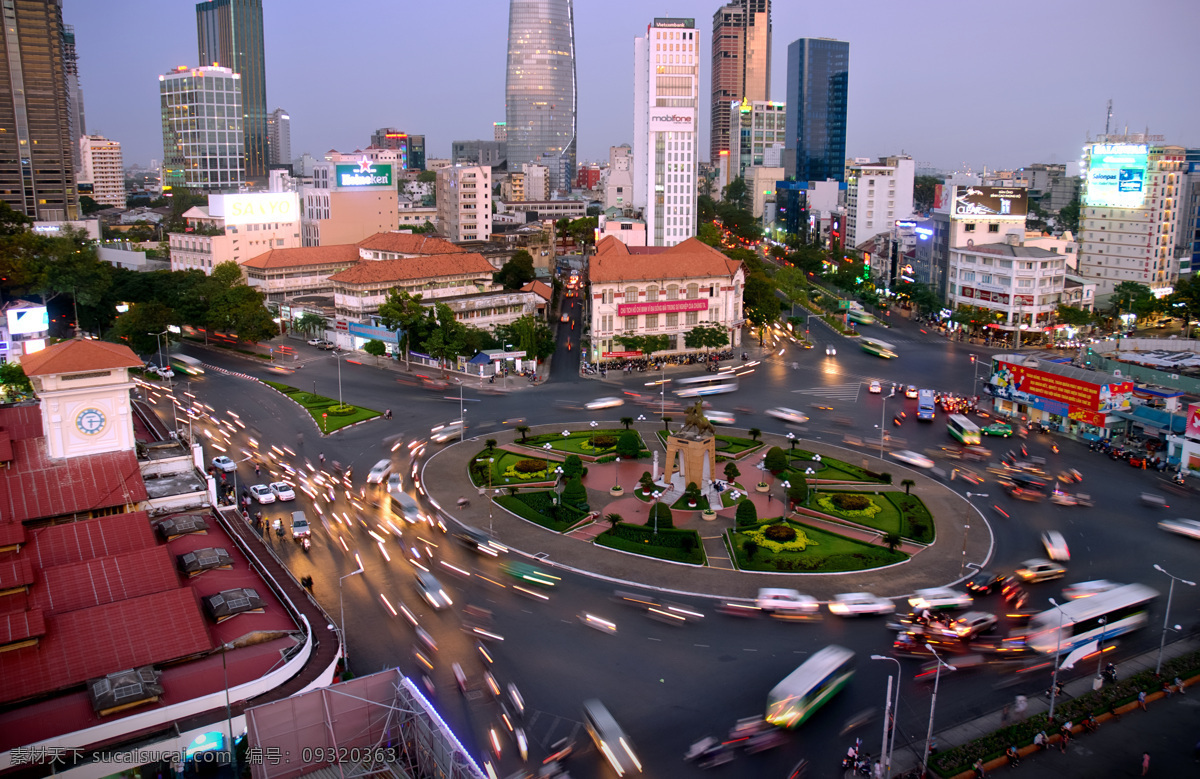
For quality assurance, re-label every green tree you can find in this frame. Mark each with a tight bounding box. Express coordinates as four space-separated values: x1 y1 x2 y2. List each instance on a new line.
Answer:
421 303 468 364
493 250 536 290
882 532 901 552
697 221 722 247
620 416 634 430
1168 275 1200 337
647 500 673 530
787 476 808 506
901 478 916 495
1054 304 1094 327
913 175 941 213
561 476 588 511
416 170 437 183
743 273 782 340
763 446 788 474
79 195 107 215
735 498 758 527
683 323 730 351
604 512 623 530
662 416 673 433
743 539 759 560
0 361 33 399
377 289 426 366
109 301 176 355
1057 196 1080 233
616 430 641 458
515 424 530 443
639 471 655 493
0 200 32 236
294 312 326 338
723 461 741 482
494 314 556 360
1109 281 1154 318
363 339 386 357
900 281 942 316
485 438 498 451
748 427 761 442
562 454 584 479
722 177 750 211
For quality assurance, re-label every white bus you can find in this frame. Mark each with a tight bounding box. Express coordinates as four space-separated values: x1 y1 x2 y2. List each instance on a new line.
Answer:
947 414 981 445
674 374 739 398
1026 583 1159 655
582 699 642 776
765 645 855 729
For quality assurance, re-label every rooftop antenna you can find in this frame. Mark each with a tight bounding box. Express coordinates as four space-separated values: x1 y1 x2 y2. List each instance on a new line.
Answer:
1104 99 1112 136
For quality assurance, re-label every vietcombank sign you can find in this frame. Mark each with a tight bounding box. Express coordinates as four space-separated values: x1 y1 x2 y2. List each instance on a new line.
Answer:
336 159 393 188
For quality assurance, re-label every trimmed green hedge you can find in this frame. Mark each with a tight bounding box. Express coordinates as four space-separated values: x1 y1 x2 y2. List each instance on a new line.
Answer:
730 519 907 572
790 449 883 483
882 491 935 543
495 491 585 532
596 523 704 564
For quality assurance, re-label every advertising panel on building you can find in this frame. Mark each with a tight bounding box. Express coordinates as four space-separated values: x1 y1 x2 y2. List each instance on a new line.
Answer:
213 193 300 226
649 108 696 134
951 186 1028 219
6 306 49 335
653 17 694 28
616 299 708 317
986 358 1132 426
335 159 394 188
1187 403 1200 438
1085 143 1148 208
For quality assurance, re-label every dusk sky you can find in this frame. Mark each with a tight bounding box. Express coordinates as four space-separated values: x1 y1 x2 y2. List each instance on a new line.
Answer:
66 0 1199 172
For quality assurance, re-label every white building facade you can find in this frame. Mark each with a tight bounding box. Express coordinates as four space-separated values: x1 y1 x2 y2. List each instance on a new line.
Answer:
634 17 700 247
436 165 492 242
605 144 633 209
947 237 1066 331
78 135 124 207
169 192 302 274
845 155 915 249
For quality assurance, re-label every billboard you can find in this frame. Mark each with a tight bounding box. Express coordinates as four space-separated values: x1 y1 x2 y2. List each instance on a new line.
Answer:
213 192 299 226
649 109 695 134
1187 403 1200 439
951 186 1028 219
987 359 1132 424
617 299 707 317
6 305 49 335
1085 143 1148 208
335 159 393 188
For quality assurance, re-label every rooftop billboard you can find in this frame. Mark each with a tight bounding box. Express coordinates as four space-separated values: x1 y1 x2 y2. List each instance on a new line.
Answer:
951 186 1028 219
1085 143 1148 208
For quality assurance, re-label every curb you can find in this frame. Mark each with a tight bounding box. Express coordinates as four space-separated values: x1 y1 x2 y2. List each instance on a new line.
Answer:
256 380 379 437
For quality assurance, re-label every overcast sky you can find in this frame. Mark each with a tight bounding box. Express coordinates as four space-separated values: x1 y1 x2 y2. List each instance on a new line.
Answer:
66 0 1199 172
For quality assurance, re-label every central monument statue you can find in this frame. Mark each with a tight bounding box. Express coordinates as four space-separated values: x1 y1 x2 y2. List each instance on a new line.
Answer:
664 400 718 500
679 400 716 437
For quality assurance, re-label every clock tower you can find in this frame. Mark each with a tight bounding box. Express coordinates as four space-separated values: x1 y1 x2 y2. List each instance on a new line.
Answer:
20 339 144 459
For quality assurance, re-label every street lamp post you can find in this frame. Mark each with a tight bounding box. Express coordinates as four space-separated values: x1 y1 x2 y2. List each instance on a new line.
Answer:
338 553 364 666
960 523 970 576
879 387 895 457
487 457 495 533
779 479 790 513
1153 564 1195 675
1048 597 1067 720
921 646 955 776
651 490 662 534
1095 616 1108 682
871 654 902 778
613 456 621 490
220 642 239 779
334 350 344 407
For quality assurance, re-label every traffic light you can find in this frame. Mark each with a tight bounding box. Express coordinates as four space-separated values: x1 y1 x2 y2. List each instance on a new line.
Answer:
969 354 976 364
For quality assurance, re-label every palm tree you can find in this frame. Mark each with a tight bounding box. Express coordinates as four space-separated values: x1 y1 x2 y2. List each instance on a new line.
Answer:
748 427 762 442
662 416 673 433
485 438 498 452
295 312 326 339
882 532 901 552
604 512 623 530
620 416 634 430
901 478 916 495
515 425 530 443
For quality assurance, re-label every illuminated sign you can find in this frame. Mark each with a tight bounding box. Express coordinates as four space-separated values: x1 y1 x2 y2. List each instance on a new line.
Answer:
654 18 694 28
214 192 299 226
617 299 707 317
335 158 393 188
1085 143 1148 208
385 133 408 139
6 305 49 335
1187 403 1200 439
988 359 1132 424
915 227 933 239
951 186 1028 219
895 220 917 228
649 109 695 133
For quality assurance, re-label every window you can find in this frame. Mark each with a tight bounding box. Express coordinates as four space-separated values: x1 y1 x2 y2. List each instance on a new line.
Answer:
602 289 614 304
646 286 659 302
624 286 638 302
666 312 678 328
1018 278 1033 288
964 224 976 232
645 314 659 329
988 224 999 233
686 283 699 299
685 310 698 326
981 274 992 284
624 316 638 330
667 284 679 300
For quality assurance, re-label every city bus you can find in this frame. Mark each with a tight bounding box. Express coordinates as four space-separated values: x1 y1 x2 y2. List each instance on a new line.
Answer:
765 645 855 729
674 374 739 398
582 699 642 776
947 414 981 445
859 338 897 359
169 354 206 376
1026 583 1159 655
847 309 875 326
917 389 937 421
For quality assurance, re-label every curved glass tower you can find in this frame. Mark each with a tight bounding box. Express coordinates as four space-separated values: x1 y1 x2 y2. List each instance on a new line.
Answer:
505 0 577 192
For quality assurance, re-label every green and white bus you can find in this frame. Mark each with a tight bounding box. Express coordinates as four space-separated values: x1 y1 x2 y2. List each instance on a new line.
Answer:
847 309 875 325
947 414 981 445
859 337 897 359
765 645 855 729
169 354 205 376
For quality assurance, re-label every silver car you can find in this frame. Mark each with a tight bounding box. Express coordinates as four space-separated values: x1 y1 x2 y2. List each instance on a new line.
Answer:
828 593 894 617
1158 518 1200 540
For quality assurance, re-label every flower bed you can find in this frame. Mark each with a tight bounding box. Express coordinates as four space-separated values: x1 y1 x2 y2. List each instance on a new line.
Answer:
470 451 557 486
808 489 932 543
495 490 586 532
524 429 647 458
789 449 884 482
816 492 883 518
882 491 935 544
729 519 906 572
260 380 380 431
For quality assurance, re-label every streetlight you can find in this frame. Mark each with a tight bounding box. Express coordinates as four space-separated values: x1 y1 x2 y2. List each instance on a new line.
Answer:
486 457 495 533
960 523 970 576
921 646 956 776
879 386 896 457
338 553 364 666
1047 597 1068 720
1095 616 1108 683
613 456 621 490
871 655 902 778
651 490 662 534
1153 564 1195 675
779 479 790 512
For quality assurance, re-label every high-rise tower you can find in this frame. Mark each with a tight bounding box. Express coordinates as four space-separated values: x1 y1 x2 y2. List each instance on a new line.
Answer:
505 0 577 193
197 0 267 180
784 37 849 184
62 23 86 177
267 107 290 167
710 0 770 165
160 66 244 192
0 0 78 220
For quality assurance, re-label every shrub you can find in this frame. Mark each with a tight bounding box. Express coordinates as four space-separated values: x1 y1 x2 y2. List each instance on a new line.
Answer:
639 471 655 492
562 454 584 479
723 461 741 481
514 458 548 473
590 434 618 449
832 493 871 511
325 404 356 416
741 522 818 553
735 498 758 527
606 523 699 551
647 500 674 529
787 475 808 505
616 430 642 458
764 524 797 542
764 446 789 474
561 476 588 510
743 539 759 560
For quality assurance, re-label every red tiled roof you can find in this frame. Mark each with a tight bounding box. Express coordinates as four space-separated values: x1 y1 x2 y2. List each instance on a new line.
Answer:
25 512 155 568
0 404 43 441
0 442 148 524
240 244 361 270
0 557 34 591
30 547 181 615
0 588 212 705
0 522 26 548
0 608 45 647
520 280 553 301
21 338 142 377
590 235 744 282
357 232 461 255
329 253 495 285
0 430 11 463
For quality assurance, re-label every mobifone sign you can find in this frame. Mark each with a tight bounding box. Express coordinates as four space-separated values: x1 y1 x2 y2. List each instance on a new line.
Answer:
649 108 695 134
335 158 394 188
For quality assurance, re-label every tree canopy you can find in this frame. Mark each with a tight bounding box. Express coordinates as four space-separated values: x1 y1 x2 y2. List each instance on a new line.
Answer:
494 250 536 290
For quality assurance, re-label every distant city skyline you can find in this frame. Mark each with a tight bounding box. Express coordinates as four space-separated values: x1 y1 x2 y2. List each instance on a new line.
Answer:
64 0 1199 173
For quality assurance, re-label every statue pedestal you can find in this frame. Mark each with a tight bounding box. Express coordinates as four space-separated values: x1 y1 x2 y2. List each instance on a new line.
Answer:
664 433 717 498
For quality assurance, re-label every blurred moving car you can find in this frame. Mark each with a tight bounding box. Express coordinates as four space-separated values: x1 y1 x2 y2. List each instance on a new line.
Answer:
1157 517 1200 539
453 525 506 557
367 459 393 484
756 588 819 615
908 587 973 611
828 593 894 617
948 611 997 639
869 380 882 394
500 561 560 587
585 396 625 410
1014 558 1066 583
211 456 236 472
151 365 175 380
982 422 1014 437
706 410 736 425
765 407 810 424
415 570 452 610
561 313 570 323
289 510 311 539
825 345 837 356
905 385 919 399
249 484 275 504
890 450 935 469
1040 530 1070 561
430 420 464 443
1063 579 1121 600
269 481 295 501
965 571 1005 595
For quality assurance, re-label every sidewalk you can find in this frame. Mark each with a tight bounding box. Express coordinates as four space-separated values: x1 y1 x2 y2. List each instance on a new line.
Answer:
889 635 1200 778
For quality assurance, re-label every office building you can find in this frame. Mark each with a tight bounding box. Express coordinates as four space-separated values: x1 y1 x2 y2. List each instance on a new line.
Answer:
196 0 268 179
62 23 85 176
302 151 398 246
845 154 915 249
523 163 550 201
0 0 78 220
710 0 771 164
721 98 785 185
169 191 301 273
1179 149 1200 275
451 139 506 167
267 107 290 166
784 37 849 184
947 238 1067 334
634 17 700 247
159 66 245 192
436 165 492 242
605 144 633 209
78 135 124 208
494 121 507 142
1075 138 1186 302
505 0 577 191
370 128 426 170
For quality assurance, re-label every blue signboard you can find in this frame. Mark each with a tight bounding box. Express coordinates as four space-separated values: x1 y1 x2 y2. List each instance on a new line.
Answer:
347 322 399 343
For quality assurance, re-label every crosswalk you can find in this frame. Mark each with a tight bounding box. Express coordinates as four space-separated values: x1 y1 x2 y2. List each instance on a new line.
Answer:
791 382 862 402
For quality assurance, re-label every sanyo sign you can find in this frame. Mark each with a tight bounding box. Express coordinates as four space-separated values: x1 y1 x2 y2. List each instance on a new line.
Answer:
210 192 300 227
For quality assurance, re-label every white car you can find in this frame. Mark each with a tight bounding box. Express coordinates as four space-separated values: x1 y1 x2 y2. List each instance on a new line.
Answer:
1041 530 1070 561
908 587 973 611
868 380 882 394
1063 579 1121 600
152 365 175 380
755 588 819 615
1158 518 1200 540
1014 558 1067 583
211 455 236 472
367 459 393 484
905 385 919 399
249 484 275 504
828 592 895 617
269 482 295 501
290 510 311 539
585 396 625 410
416 571 452 611
430 420 464 443
765 407 810 425
387 473 402 493
890 449 935 469
948 611 998 639
825 345 837 356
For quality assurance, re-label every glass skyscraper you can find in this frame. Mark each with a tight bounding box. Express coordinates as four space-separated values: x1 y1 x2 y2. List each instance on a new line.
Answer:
197 0 267 180
784 37 848 183
160 66 244 191
505 0 577 192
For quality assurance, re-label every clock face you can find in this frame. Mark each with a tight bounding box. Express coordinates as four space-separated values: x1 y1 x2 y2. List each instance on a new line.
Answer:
75 408 107 436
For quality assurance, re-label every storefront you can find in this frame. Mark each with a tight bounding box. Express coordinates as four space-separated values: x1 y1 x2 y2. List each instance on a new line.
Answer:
984 354 1133 440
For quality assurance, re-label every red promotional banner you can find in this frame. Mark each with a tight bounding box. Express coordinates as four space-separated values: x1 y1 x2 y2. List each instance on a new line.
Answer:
993 359 1133 416
1187 403 1200 438
602 351 643 358
616 299 708 317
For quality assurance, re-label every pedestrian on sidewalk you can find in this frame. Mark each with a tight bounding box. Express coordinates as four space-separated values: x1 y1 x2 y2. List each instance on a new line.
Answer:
1173 676 1185 695
1138 689 1147 711
1000 704 1010 726
972 758 986 777
1141 751 1150 775
1058 723 1071 752
1033 730 1047 751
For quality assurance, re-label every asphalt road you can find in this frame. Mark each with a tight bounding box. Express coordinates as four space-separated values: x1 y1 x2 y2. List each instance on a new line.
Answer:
154 309 1200 779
